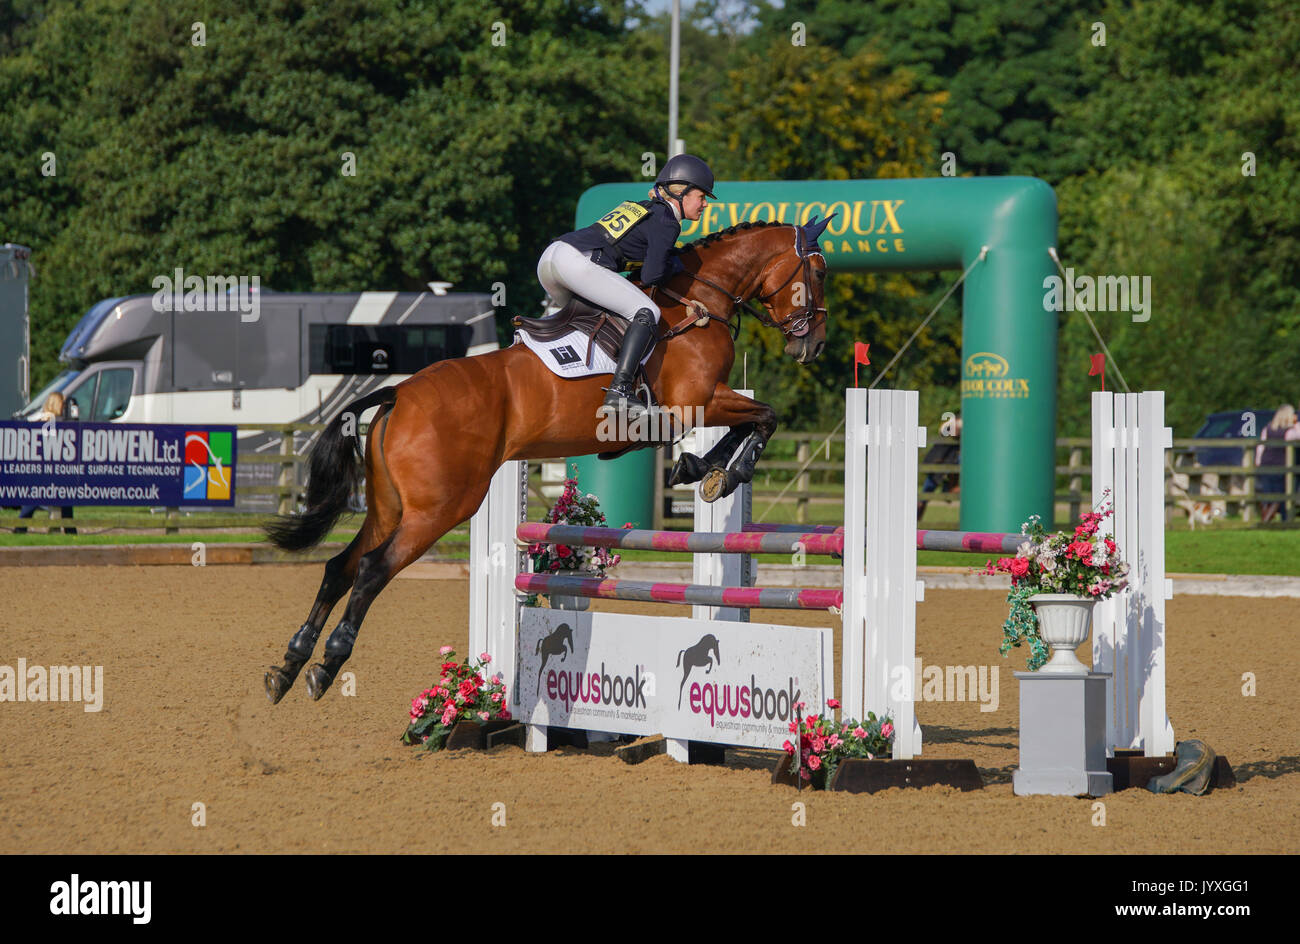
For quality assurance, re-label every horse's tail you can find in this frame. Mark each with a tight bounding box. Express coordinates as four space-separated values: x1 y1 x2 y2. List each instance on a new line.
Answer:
262 386 399 551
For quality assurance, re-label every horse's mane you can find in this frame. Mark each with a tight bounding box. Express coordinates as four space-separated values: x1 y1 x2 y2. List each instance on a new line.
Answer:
680 220 792 253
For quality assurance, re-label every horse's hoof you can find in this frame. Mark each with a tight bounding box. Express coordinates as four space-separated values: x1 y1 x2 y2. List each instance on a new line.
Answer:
699 467 729 503
304 664 332 701
264 667 293 705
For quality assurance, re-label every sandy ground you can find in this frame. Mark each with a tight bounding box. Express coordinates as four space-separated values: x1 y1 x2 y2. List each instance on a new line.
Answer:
0 564 1295 854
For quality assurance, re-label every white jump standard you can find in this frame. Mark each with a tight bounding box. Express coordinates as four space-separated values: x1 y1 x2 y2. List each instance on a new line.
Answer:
467 387 1174 775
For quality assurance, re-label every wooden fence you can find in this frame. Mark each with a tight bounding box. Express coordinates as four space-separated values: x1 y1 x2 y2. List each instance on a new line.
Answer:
3 422 1296 534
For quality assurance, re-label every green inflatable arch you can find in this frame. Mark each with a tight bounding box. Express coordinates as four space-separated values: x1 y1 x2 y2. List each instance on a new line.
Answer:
573 176 1059 532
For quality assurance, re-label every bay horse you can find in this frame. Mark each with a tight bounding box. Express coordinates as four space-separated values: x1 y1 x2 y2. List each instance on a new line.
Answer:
262 216 832 703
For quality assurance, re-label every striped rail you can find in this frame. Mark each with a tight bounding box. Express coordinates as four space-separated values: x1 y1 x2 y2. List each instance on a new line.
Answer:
515 573 843 611
518 522 1025 556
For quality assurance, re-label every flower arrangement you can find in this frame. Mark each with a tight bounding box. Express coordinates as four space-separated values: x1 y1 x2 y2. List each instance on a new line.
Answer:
782 699 896 785
982 497 1130 670
401 647 510 751
524 468 627 605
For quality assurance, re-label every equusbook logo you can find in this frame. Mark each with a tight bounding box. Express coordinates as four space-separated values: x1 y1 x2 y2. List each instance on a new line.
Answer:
50 875 151 924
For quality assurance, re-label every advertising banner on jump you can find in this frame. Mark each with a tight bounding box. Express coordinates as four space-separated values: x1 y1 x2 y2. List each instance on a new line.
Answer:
0 421 237 506
518 608 831 750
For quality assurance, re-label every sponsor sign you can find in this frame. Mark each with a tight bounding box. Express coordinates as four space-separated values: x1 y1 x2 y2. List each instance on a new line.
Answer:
0 421 236 506
518 608 831 749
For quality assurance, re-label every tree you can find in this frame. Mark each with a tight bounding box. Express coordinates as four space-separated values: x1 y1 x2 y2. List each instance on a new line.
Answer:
687 40 951 427
0 0 668 386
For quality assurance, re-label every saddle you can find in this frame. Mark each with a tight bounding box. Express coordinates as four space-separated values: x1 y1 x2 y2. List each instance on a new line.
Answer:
512 296 637 370
512 297 678 460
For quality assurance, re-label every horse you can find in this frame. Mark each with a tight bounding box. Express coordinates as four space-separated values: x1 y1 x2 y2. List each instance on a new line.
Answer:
262 216 833 703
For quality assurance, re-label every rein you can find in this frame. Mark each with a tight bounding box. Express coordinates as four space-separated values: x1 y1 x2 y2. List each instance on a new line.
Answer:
646 226 828 342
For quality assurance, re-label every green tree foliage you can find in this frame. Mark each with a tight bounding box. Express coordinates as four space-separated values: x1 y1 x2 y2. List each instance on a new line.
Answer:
0 0 666 387
752 0 1096 181
687 40 953 427
1054 0 1300 434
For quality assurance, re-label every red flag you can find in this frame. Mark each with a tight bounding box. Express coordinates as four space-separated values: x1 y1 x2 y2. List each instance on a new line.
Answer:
854 342 871 387
1088 353 1105 391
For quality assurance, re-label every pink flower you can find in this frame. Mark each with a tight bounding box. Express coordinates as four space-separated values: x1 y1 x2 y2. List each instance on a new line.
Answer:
828 735 842 748
441 707 457 725
826 698 841 710
478 711 489 721
812 737 826 753
783 740 795 753
807 754 821 771
788 721 798 733
556 545 573 559
439 645 454 656
499 709 511 720
479 652 491 664
881 722 894 738
853 726 867 738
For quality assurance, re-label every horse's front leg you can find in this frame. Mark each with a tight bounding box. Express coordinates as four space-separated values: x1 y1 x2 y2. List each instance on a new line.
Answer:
669 385 778 503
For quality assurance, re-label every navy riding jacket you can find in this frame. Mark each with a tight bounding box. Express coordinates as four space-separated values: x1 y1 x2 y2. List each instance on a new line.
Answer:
557 196 685 286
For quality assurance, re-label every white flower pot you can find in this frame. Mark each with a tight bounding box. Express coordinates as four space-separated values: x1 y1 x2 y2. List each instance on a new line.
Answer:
1028 593 1097 674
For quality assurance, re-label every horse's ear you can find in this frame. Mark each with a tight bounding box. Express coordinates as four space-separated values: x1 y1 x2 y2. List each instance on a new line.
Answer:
802 213 835 245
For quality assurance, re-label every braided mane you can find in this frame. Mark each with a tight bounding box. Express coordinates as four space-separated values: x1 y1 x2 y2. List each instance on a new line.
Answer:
681 219 791 252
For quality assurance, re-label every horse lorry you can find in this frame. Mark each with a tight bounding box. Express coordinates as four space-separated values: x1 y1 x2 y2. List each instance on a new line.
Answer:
16 288 499 511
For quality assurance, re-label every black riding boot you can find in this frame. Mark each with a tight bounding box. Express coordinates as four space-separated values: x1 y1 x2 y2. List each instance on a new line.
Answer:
600 311 658 421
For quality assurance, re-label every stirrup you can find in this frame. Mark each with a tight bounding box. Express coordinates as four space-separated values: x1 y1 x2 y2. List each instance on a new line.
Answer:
599 383 648 419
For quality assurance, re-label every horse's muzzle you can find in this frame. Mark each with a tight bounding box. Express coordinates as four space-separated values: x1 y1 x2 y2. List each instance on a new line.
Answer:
786 334 826 364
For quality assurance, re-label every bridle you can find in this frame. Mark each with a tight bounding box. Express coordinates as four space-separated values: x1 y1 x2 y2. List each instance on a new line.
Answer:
648 225 828 342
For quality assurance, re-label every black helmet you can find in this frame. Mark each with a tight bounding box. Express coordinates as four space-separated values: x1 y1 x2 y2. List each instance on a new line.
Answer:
655 153 716 199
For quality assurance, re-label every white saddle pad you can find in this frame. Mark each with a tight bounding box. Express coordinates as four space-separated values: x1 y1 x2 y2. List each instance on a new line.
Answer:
515 328 653 380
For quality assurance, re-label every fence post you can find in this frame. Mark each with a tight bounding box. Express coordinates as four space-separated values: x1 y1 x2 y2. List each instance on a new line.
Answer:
652 445 666 531
1242 443 1255 523
795 439 809 524
1288 443 1297 522
1068 446 1083 523
278 429 295 516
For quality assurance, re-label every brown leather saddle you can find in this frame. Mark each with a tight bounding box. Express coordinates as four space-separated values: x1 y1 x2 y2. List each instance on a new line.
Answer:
512 296 643 371
512 297 677 459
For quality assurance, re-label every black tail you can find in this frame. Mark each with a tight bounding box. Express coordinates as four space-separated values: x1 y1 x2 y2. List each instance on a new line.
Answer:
262 386 399 552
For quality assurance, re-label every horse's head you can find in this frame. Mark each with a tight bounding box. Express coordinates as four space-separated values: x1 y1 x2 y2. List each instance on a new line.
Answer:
678 217 831 365
750 216 832 364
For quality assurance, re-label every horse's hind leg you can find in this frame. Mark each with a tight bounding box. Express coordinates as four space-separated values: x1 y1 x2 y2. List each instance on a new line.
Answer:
302 512 453 700
263 529 370 703
265 403 400 704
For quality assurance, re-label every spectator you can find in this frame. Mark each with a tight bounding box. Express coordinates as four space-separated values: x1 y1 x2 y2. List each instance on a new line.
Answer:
1257 405 1299 523
15 392 76 535
918 414 961 520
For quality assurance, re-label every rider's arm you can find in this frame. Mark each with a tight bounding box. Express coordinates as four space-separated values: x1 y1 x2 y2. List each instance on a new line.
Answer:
639 215 683 285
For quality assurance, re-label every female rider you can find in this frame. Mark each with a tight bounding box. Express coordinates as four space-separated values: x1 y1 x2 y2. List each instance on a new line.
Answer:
536 153 716 420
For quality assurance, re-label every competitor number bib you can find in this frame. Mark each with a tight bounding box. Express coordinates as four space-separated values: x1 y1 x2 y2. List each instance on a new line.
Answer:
594 201 649 245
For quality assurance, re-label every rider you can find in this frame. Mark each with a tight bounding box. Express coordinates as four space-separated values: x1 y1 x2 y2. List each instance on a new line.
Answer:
537 153 716 420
